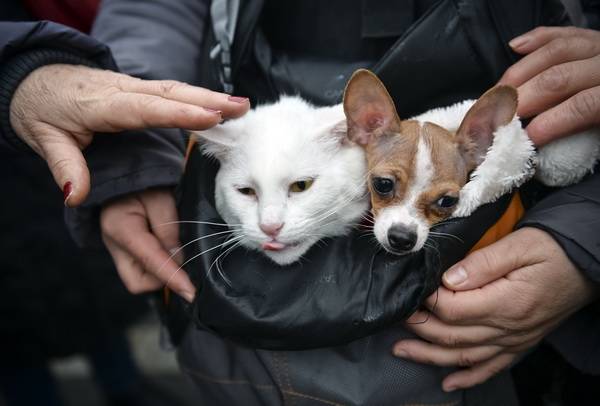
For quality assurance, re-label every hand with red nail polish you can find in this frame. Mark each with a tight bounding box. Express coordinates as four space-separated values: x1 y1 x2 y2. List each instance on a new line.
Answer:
9 64 250 206
497 26 600 147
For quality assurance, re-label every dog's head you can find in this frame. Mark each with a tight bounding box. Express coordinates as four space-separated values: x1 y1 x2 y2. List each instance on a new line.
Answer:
343 69 517 254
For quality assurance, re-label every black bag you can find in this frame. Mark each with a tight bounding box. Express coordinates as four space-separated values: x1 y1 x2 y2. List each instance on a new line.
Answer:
172 0 574 350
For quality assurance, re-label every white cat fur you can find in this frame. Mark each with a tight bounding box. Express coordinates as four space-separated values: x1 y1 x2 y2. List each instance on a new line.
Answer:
193 96 369 265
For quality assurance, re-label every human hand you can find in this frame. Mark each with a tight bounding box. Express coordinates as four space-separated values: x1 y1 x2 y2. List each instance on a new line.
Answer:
498 26 600 147
100 187 196 302
10 63 250 206
392 227 600 392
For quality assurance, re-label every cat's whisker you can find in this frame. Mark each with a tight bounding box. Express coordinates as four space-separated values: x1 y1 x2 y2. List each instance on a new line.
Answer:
154 229 237 278
176 233 242 276
206 235 249 286
152 220 233 229
161 231 240 288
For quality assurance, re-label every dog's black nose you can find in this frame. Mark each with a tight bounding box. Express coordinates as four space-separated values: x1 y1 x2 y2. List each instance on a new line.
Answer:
387 227 417 252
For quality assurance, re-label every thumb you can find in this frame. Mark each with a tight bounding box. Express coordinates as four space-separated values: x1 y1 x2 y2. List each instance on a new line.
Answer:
41 138 91 207
441 237 515 291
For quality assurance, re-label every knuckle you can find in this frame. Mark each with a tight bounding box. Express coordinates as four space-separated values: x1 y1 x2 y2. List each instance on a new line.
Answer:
443 306 467 325
536 65 572 94
123 281 146 295
438 331 463 348
456 351 478 367
544 37 571 60
569 90 600 121
156 80 185 95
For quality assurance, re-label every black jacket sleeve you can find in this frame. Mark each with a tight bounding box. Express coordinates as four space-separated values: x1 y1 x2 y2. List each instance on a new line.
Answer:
517 169 600 375
517 169 600 283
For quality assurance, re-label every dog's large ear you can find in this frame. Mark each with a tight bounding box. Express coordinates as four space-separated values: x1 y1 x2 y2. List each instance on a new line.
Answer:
343 69 402 146
457 84 518 168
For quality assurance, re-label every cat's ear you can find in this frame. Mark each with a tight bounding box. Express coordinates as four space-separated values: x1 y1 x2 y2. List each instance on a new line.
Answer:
315 105 353 145
191 124 240 161
456 84 518 169
343 69 402 146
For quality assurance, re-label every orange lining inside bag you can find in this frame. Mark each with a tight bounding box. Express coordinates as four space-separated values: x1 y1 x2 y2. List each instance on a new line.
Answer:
468 193 525 254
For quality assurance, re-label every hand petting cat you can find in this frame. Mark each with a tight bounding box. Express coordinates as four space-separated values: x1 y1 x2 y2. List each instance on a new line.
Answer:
10 64 250 206
393 26 600 391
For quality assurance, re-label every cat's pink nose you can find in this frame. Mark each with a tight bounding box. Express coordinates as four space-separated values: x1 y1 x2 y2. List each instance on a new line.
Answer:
260 222 283 237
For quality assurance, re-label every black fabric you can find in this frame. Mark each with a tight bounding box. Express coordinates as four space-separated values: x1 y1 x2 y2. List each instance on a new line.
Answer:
516 169 600 282
177 0 571 351
179 322 520 406
200 0 570 113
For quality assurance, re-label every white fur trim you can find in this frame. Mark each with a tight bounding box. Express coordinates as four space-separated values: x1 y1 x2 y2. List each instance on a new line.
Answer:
452 118 536 217
414 101 536 218
413 99 600 217
534 129 600 187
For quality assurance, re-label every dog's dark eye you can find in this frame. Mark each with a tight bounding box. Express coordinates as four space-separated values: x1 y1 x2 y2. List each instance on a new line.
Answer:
372 177 394 195
436 195 459 209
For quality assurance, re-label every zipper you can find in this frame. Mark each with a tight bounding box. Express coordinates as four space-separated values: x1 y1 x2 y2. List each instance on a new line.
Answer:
486 0 519 64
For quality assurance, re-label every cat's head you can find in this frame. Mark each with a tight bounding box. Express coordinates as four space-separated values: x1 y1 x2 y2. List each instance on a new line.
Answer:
193 96 368 265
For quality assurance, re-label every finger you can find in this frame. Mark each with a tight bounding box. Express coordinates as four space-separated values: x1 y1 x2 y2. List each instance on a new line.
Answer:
393 338 503 368
142 188 185 266
33 127 91 206
116 76 250 119
404 309 507 345
524 85 600 146
499 34 600 89
441 353 518 392
98 92 226 132
441 228 539 290
507 26 600 55
104 237 166 293
101 198 196 302
516 56 600 120
108 220 195 302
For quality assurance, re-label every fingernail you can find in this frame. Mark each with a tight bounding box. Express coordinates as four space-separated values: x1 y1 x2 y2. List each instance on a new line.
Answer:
508 35 530 49
63 182 73 205
444 385 458 393
393 348 409 358
444 265 468 287
204 108 222 114
181 290 195 303
228 96 249 103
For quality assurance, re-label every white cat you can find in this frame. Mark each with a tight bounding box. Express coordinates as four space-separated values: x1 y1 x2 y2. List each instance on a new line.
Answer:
192 96 369 265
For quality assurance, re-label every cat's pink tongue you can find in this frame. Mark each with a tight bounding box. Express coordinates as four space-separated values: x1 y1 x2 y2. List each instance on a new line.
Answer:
262 242 287 251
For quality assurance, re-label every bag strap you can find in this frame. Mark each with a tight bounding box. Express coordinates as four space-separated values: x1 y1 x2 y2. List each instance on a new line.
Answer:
209 0 242 93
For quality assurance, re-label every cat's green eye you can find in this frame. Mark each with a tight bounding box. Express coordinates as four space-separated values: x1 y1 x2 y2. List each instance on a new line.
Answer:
290 179 314 193
238 187 256 195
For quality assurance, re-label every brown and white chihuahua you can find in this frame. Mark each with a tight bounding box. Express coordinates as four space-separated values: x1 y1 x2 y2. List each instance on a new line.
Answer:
343 69 518 255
